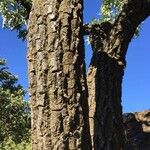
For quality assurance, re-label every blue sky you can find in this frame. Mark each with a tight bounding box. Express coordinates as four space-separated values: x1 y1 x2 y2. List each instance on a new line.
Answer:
0 1 150 113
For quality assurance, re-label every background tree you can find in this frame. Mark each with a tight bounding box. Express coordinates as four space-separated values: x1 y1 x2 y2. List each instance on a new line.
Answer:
0 58 31 150
86 1 150 149
0 0 150 149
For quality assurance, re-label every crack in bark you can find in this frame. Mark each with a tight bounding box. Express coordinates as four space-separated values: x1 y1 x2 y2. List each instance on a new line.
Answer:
27 0 91 149
27 0 150 149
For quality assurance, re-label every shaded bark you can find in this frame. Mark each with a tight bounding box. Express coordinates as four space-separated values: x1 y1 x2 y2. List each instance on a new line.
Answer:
87 0 150 149
27 0 91 149
87 24 125 149
123 110 150 150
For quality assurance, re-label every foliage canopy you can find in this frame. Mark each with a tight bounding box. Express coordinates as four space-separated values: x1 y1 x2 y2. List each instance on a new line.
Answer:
0 59 31 150
0 0 123 38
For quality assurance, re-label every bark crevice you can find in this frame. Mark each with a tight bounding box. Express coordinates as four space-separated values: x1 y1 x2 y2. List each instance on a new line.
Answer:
27 0 91 149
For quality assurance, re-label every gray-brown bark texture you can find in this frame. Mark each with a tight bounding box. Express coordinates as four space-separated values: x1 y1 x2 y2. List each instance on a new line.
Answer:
27 0 91 149
27 0 150 149
87 0 150 149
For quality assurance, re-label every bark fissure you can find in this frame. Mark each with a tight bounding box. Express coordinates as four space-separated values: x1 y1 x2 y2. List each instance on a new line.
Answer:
27 0 150 149
27 0 91 149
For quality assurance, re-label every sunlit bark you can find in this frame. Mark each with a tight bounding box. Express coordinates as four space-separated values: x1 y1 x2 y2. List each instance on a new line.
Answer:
27 0 91 149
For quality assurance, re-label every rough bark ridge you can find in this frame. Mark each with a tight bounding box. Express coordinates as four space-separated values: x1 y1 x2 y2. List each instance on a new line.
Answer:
87 0 150 149
27 0 91 149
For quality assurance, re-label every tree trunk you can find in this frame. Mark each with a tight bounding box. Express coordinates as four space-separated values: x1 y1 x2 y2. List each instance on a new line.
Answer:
87 23 125 149
27 0 150 149
88 52 125 150
27 0 91 149
86 1 150 149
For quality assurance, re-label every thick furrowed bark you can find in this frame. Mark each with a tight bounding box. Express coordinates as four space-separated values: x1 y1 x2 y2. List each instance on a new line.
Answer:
27 0 91 149
27 0 150 149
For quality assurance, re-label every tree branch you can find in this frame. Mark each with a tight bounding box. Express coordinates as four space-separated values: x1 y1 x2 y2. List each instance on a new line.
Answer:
103 0 150 61
83 22 112 36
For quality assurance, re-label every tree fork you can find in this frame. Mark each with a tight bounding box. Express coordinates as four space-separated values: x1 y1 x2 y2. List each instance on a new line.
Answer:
87 0 150 149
